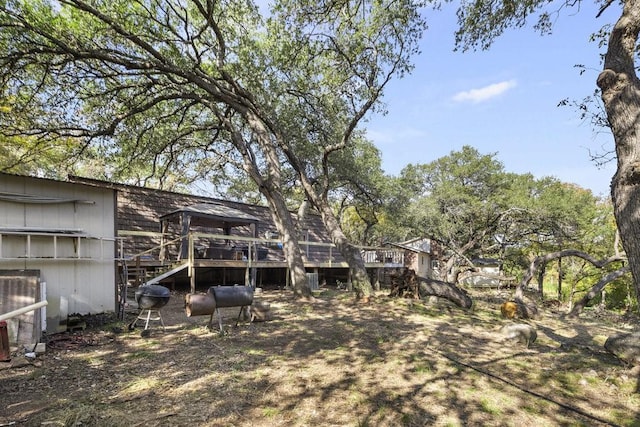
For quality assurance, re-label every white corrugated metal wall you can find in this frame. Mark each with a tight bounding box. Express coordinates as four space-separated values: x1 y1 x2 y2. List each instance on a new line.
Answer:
0 174 116 334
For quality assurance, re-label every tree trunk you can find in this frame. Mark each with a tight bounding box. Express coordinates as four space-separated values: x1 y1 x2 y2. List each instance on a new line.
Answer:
597 0 640 310
317 202 373 301
417 276 473 309
285 147 374 300
263 190 311 299
568 267 630 317
537 263 546 299
557 257 562 301
443 257 458 283
232 113 311 299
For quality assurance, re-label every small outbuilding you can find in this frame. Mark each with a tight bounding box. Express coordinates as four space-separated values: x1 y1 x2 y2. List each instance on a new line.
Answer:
0 173 116 339
390 237 436 279
460 258 506 288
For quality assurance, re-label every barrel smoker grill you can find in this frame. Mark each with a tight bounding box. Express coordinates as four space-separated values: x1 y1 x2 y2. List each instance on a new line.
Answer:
208 285 254 333
128 285 171 333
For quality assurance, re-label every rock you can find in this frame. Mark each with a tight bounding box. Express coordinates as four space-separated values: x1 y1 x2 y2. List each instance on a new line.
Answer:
500 323 537 348
604 331 640 365
251 301 273 322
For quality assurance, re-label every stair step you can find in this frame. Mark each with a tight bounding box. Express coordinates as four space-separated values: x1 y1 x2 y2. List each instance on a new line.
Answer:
143 261 189 285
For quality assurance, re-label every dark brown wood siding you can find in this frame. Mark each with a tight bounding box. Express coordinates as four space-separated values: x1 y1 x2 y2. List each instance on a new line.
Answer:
70 177 337 262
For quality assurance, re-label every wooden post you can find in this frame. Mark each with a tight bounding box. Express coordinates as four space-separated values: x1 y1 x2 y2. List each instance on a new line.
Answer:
159 220 168 261
189 233 196 294
135 256 141 286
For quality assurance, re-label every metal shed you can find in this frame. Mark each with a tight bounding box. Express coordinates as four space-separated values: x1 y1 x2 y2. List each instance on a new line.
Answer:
0 173 116 335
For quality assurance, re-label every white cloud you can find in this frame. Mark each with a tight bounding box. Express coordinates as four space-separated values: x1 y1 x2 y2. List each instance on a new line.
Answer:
452 80 517 104
366 127 428 146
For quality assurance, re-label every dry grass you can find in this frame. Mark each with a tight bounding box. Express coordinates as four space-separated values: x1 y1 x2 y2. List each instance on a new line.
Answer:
1 287 639 426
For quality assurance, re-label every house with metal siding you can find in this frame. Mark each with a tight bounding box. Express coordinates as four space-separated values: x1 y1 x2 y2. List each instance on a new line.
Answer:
69 176 380 289
0 173 421 342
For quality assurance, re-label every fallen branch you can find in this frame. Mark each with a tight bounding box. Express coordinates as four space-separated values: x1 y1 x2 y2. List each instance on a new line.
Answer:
417 277 473 309
514 249 627 318
388 269 473 309
567 266 630 318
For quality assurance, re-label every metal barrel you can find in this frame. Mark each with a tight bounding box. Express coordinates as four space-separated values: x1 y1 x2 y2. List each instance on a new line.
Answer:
208 285 254 308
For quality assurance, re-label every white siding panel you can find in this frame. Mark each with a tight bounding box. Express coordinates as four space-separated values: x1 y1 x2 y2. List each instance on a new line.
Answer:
73 261 114 313
417 254 430 278
0 174 116 334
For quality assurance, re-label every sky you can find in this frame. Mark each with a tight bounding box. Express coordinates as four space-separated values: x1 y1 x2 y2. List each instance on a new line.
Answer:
365 1 619 198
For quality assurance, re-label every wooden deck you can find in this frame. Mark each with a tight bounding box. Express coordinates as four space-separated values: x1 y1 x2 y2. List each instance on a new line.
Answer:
118 230 404 290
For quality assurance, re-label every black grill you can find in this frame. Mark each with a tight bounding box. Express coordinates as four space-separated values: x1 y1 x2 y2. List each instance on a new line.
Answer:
208 285 254 308
135 285 171 310
129 285 171 335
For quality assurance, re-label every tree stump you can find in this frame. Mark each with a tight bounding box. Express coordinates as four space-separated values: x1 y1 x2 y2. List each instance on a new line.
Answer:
388 268 473 309
388 268 420 299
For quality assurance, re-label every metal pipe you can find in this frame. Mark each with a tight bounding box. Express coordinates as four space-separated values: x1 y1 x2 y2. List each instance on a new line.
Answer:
0 300 48 322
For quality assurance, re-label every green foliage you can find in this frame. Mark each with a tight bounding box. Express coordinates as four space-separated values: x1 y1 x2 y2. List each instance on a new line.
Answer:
394 146 619 288
454 0 561 52
259 0 427 221
331 138 400 245
0 0 425 197
0 135 74 178
581 276 638 311
397 146 512 271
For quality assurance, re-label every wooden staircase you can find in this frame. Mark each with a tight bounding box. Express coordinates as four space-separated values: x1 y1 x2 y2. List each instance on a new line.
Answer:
143 261 189 286
117 260 188 313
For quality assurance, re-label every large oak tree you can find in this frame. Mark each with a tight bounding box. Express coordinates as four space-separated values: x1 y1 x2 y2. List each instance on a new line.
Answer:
454 0 640 309
0 0 425 299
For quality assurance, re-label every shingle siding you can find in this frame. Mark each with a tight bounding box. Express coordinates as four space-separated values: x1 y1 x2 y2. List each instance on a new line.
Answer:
71 176 333 261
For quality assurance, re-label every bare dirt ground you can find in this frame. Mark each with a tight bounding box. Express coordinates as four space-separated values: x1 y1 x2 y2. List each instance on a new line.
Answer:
1 286 639 427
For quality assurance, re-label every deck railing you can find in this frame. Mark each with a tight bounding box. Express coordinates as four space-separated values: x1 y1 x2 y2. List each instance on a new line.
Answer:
118 230 405 268
360 249 404 264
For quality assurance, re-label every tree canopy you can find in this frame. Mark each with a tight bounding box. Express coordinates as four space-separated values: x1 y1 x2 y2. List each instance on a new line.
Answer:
452 0 640 309
0 0 428 299
395 147 619 286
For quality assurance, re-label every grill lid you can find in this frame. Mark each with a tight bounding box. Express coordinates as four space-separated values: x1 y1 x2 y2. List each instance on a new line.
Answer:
136 284 170 299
